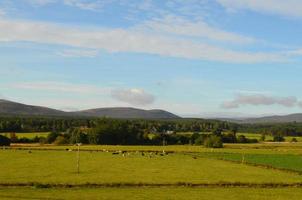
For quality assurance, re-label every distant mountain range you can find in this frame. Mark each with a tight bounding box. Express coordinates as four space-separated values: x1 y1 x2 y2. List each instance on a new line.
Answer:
218 113 302 124
0 99 180 119
2 99 302 123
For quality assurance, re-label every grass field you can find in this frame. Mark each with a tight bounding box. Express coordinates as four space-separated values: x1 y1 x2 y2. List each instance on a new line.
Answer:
2 143 302 199
1 188 302 200
2 150 302 184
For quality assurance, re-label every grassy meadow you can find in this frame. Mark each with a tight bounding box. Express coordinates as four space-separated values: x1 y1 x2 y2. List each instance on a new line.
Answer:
2 134 302 199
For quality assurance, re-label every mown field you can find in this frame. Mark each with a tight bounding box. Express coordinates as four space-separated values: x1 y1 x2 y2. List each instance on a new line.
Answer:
1 142 302 199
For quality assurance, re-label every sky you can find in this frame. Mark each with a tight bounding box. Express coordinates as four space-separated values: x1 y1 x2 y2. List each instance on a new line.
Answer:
1 0 302 118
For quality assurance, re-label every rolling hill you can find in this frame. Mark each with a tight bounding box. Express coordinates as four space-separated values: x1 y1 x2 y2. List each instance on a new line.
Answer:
0 99 180 119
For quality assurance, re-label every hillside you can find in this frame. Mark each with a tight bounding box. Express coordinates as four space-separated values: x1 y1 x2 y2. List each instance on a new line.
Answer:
73 107 180 119
0 99 67 116
0 99 180 119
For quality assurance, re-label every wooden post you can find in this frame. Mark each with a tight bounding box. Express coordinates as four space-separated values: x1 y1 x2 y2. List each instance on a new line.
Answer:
76 143 81 174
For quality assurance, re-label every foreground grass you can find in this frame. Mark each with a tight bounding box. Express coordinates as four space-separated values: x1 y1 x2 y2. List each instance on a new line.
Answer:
0 150 302 185
1 187 302 200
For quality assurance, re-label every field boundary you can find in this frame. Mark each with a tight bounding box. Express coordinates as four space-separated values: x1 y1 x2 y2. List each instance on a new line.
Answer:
2 182 302 189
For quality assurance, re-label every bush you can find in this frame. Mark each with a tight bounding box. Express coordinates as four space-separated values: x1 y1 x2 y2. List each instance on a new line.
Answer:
0 135 11 146
273 135 285 142
222 133 237 143
204 135 223 148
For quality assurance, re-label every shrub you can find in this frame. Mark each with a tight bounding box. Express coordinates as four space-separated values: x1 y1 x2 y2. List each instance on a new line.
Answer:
204 135 223 148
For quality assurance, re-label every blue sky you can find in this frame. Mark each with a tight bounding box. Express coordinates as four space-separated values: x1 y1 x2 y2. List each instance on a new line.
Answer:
1 0 302 117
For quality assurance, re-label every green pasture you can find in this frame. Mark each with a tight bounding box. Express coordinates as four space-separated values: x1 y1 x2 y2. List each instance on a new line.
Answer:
200 152 302 172
10 142 302 155
1 187 302 200
239 133 302 142
1 149 302 185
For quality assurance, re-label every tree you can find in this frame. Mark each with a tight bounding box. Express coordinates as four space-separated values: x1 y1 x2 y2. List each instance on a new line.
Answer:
9 132 18 143
273 134 285 142
53 136 68 145
212 127 222 136
204 135 223 148
69 129 88 144
45 131 60 144
259 134 266 142
0 135 11 146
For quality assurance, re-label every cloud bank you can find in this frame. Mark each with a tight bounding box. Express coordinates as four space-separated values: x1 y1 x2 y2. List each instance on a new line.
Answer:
0 18 291 63
217 0 302 18
222 94 300 109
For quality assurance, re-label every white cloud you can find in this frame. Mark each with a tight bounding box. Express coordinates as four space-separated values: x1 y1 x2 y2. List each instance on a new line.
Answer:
26 0 113 10
63 0 106 11
0 18 290 63
217 0 302 18
57 49 98 57
10 81 110 94
222 94 299 109
26 0 56 6
137 15 256 44
111 88 155 106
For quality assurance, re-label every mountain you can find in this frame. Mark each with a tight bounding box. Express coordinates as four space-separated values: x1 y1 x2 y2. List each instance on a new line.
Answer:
0 99 180 119
0 99 67 116
74 107 180 119
222 113 302 124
